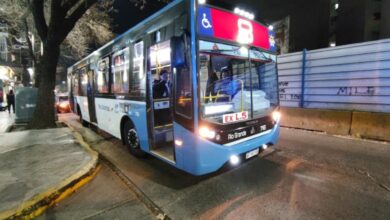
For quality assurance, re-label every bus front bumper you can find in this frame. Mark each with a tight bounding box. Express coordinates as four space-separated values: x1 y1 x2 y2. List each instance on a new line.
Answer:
175 123 280 176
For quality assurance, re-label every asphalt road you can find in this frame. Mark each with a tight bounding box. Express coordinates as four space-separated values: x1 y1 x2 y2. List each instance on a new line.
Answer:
42 114 390 220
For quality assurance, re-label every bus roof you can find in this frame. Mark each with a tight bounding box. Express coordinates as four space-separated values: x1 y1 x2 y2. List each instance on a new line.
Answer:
68 0 185 72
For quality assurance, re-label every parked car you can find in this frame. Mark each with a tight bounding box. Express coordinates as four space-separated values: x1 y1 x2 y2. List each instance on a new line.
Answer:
56 94 70 113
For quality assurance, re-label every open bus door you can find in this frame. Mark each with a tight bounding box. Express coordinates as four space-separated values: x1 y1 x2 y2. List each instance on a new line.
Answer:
146 35 192 164
87 69 97 124
147 40 176 163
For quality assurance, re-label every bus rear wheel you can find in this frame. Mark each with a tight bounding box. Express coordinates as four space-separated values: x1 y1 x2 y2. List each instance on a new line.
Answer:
123 121 146 158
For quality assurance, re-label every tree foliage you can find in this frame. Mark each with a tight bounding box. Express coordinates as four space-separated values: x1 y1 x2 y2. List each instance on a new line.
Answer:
0 0 170 129
0 0 114 64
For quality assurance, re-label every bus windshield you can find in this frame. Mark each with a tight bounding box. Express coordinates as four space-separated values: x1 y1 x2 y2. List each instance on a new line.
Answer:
199 41 278 125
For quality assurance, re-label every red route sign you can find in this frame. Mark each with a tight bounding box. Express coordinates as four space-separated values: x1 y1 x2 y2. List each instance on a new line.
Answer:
198 7 271 50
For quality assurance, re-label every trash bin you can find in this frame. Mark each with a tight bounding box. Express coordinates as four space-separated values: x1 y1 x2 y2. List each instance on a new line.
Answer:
15 87 38 123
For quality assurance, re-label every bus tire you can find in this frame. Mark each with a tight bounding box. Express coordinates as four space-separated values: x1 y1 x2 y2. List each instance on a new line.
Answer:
123 120 146 158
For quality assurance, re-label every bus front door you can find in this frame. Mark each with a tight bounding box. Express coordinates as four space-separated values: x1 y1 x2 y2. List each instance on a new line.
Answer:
147 42 176 163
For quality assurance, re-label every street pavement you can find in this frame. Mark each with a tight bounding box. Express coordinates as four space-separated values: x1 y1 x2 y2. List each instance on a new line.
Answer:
38 163 155 220
0 126 98 219
48 114 390 219
0 111 14 133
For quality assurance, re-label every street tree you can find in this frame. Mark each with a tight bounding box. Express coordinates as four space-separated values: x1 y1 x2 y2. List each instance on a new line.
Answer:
27 0 110 129
1 0 168 129
0 0 115 129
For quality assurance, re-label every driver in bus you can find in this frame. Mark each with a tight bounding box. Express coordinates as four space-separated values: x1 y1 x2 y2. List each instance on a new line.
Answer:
214 67 240 100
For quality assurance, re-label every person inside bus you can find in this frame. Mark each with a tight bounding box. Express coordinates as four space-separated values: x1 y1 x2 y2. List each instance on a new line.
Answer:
153 69 172 126
153 69 171 99
214 67 240 101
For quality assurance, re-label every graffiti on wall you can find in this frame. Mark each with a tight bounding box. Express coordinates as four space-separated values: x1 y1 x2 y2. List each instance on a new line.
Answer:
278 81 301 101
336 87 375 96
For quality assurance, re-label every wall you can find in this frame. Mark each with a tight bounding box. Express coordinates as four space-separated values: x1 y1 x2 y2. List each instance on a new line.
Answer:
278 38 390 141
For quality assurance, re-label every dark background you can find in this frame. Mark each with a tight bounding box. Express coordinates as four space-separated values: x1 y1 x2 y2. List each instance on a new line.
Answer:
113 0 390 53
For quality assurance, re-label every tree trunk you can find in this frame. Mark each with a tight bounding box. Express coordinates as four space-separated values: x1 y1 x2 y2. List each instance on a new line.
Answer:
28 41 60 129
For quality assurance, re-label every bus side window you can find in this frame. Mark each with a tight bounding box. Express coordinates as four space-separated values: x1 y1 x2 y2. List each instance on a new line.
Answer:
95 57 110 93
73 72 79 96
80 68 88 96
112 48 130 94
131 41 145 96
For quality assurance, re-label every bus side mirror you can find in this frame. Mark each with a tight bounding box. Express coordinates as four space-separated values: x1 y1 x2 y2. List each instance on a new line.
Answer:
171 36 186 68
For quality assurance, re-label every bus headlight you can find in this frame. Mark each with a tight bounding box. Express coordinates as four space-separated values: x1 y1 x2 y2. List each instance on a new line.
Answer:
199 126 216 139
230 155 240 165
272 111 281 123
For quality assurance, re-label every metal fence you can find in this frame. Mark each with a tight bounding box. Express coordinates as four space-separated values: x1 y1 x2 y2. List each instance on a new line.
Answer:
277 39 390 113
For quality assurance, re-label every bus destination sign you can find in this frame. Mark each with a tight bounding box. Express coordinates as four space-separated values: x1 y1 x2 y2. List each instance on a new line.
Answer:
197 6 275 52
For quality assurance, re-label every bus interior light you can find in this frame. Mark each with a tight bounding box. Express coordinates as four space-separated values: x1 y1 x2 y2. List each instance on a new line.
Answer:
272 111 281 122
199 126 216 139
198 0 206 4
230 155 240 166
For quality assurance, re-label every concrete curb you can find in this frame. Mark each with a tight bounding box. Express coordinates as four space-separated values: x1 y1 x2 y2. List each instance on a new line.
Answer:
4 124 12 133
62 120 170 220
0 127 100 220
99 156 170 220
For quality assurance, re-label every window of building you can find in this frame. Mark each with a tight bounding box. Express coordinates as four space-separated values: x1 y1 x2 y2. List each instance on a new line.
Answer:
112 48 130 94
95 57 110 93
373 12 381 20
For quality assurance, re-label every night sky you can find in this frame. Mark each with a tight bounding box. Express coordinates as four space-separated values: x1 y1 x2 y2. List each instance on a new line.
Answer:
112 0 168 34
112 0 283 34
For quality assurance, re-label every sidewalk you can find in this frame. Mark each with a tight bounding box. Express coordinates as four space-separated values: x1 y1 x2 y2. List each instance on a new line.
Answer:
0 125 98 219
0 111 14 133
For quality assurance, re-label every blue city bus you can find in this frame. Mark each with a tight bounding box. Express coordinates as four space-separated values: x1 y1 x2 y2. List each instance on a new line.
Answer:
68 0 280 175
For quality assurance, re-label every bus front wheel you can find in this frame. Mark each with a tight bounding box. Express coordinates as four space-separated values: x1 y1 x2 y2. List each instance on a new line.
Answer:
123 121 146 158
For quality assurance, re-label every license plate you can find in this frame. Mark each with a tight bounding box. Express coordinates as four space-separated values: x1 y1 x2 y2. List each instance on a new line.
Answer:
245 148 259 159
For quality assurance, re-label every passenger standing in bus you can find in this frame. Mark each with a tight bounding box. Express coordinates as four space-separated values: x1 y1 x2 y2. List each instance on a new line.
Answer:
153 69 171 99
6 90 15 114
153 69 172 126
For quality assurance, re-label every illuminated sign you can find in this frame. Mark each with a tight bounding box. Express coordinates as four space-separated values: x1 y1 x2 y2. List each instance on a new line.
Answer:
198 6 272 51
223 111 249 124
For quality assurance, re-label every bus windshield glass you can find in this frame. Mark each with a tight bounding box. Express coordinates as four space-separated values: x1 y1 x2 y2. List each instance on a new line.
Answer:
199 41 278 124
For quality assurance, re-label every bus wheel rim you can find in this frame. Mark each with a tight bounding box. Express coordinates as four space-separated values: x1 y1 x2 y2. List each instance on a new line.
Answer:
127 129 139 149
